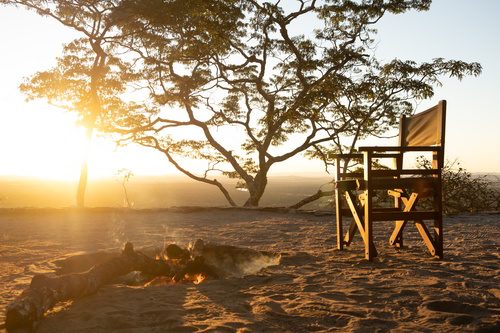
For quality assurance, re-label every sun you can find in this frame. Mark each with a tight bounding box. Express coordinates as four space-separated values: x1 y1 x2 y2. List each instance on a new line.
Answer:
2 102 118 181
7 106 177 181
3 105 86 180
1 98 207 181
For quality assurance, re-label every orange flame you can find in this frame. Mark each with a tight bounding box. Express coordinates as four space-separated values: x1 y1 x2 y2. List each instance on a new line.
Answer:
194 274 205 284
184 273 206 284
156 253 170 260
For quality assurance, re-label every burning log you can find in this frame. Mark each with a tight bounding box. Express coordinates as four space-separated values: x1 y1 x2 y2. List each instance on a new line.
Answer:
172 256 218 283
4 242 177 331
165 243 190 261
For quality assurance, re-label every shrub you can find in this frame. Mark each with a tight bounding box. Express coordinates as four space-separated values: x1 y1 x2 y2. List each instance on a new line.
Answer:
416 156 500 214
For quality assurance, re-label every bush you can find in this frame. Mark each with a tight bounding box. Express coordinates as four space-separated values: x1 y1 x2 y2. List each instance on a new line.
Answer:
416 156 500 214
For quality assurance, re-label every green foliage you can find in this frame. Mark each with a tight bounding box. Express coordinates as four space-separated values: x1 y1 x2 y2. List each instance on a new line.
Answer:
20 39 142 129
416 156 500 214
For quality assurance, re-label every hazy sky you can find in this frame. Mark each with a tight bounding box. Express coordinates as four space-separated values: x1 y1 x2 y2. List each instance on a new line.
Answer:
0 0 499 180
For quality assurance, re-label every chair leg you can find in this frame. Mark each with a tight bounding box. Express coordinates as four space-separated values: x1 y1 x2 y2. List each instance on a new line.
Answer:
335 187 343 250
413 188 443 259
364 216 375 261
364 189 375 261
389 220 407 247
434 175 444 259
434 217 444 259
344 191 377 259
433 152 444 259
344 219 358 246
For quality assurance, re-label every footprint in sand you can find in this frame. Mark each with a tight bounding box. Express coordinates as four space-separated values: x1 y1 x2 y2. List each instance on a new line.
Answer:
425 300 488 315
423 300 493 327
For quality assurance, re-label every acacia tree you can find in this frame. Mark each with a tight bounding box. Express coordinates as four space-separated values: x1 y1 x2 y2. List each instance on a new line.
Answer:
3 0 141 207
109 0 480 206
4 0 244 206
5 0 481 208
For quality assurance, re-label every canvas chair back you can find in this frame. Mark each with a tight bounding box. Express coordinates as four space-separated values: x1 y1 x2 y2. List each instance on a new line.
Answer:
399 100 447 167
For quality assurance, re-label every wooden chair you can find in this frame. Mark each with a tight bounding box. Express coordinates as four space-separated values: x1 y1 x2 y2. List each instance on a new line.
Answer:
334 100 446 261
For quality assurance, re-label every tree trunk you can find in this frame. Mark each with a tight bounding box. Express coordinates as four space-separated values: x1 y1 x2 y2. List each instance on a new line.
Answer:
76 40 105 208
76 126 93 208
243 174 268 207
5 243 176 331
243 194 257 207
76 160 88 208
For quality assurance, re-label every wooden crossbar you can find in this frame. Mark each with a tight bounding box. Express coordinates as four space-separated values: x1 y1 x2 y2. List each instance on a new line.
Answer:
415 221 437 256
388 193 418 247
359 146 442 152
333 153 363 159
372 211 438 221
371 153 401 158
338 172 364 178
357 178 437 190
344 191 366 243
371 169 439 177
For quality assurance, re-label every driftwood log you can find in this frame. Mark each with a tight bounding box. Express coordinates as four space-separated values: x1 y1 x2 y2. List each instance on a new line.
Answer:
5 242 177 331
288 190 334 209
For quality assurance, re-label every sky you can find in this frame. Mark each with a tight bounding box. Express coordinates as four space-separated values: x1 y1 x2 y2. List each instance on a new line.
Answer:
0 0 499 181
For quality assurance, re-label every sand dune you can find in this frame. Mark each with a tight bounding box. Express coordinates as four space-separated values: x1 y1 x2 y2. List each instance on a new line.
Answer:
1 208 499 332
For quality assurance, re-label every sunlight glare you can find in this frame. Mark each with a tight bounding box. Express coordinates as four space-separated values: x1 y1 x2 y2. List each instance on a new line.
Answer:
2 103 86 180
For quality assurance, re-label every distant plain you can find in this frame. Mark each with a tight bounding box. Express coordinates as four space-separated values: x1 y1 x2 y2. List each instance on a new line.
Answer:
0 175 334 209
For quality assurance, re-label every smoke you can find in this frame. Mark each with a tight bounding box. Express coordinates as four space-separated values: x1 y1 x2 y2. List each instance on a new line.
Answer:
237 253 281 276
193 240 281 278
107 213 127 247
162 224 188 248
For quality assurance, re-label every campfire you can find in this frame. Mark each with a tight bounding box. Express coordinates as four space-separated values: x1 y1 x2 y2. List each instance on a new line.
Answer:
145 272 209 286
4 240 280 330
148 240 280 286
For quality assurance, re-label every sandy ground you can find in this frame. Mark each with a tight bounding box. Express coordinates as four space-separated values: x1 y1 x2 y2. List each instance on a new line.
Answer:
1 208 499 332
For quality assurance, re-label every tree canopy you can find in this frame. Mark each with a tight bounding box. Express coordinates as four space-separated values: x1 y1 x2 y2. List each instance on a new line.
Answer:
3 0 481 207
4 0 143 206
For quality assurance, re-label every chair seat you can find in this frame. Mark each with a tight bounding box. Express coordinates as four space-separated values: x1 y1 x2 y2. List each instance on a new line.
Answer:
337 177 437 191
356 177 437 191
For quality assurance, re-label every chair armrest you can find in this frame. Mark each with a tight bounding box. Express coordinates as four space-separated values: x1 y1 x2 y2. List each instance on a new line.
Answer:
335 179 359 190
359 146 441 152
371 169 440 177
330 153 363 159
